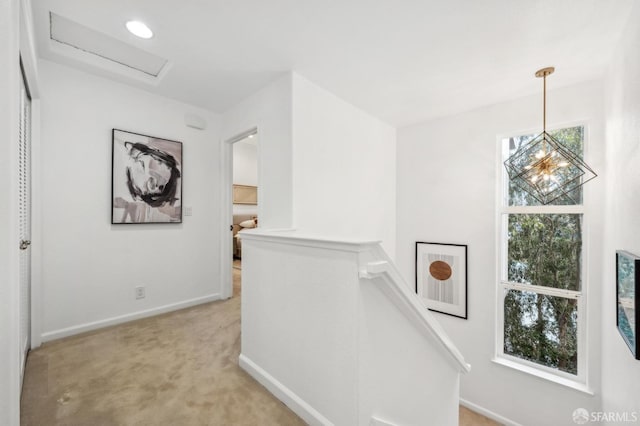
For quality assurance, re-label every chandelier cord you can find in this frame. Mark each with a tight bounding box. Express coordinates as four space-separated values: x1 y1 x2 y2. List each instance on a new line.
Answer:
543 73 546 132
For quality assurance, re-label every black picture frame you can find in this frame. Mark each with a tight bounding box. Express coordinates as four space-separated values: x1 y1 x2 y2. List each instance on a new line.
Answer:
111 129 183 224
616 250 640 360
415 241 468 319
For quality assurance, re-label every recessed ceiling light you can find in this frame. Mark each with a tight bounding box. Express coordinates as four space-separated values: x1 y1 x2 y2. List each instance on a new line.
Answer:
125 20 153 39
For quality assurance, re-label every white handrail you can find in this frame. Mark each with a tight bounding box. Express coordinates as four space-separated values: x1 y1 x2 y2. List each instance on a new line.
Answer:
360 251 471 373
242 228 470 374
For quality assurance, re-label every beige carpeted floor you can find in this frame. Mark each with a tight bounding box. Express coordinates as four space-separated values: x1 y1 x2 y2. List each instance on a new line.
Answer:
21 262 500 425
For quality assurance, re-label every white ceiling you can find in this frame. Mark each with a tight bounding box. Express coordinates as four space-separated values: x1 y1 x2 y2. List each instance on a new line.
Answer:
31 0 635 127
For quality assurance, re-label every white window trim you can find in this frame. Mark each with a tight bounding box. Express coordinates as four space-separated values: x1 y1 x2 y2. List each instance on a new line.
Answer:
494 123 592 393
491 357 593 395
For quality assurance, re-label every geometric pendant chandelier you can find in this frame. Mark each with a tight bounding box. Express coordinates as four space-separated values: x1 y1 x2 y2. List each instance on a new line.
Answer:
503 67 597 204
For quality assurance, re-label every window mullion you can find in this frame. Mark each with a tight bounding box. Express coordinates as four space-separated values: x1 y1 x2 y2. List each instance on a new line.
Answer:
501 281 581 299
502 205 584 215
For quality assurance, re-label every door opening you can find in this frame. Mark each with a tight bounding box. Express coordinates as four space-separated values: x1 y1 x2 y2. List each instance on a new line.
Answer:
222 128 258 300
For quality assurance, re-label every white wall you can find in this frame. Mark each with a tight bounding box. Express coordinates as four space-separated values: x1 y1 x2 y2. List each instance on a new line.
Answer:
601 3 640 421
0 0 22 423
38 60 222 340
292 74 397 258
233 139 258 186
240 231 463 425
397 80 605 426
221 71 396 253
242 237 360 425
222 73 294 229
233 139 258 216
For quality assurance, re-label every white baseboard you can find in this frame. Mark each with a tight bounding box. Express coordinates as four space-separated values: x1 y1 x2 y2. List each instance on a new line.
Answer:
41 293 221 342
239 353 333 426
460 398 522 426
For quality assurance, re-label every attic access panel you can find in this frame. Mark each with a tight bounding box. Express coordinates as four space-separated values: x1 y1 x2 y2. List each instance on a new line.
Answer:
49 12 168 77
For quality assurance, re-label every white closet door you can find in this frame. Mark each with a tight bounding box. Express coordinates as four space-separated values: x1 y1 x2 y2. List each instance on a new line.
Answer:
18 65 32 379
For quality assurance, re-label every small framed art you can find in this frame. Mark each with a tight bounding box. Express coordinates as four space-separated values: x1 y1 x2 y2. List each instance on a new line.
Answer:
112 129 183 224
616 250 640 359
416 242 467 319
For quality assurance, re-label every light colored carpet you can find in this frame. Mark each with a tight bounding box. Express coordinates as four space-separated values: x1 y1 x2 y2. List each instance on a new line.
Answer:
21 267 302 426
21 263 500 425
460 406 502 426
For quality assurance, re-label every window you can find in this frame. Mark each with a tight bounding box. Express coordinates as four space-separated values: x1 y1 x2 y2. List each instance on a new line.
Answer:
497 126 587 384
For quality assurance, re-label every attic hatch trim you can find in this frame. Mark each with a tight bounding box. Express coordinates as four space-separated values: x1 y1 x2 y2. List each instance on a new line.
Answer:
49 12 168 78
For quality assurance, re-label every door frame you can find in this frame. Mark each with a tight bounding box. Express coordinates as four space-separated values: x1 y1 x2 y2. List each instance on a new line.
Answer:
19 5 42 350
18 59 32 375
220 127 258 300
0 2 42 424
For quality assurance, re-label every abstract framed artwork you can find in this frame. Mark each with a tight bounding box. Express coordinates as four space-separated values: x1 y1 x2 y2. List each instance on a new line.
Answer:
112 129 183 224
416 242 467 319
616 250 640 359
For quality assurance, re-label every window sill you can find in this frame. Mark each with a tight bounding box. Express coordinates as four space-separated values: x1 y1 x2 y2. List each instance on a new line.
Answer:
492 357 594 395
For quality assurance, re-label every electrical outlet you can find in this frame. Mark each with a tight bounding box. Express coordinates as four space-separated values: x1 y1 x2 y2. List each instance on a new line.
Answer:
135 286 145 299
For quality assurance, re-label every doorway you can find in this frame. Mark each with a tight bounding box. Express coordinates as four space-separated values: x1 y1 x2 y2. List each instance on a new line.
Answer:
222 128 258 300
